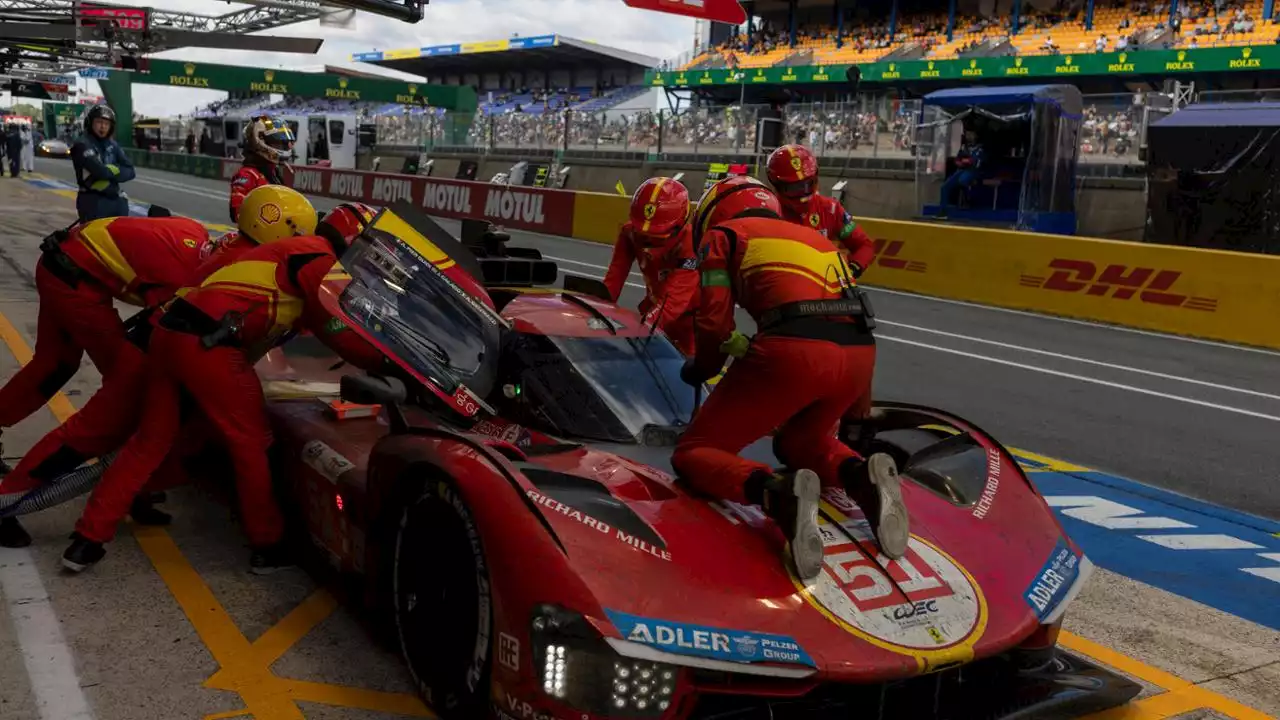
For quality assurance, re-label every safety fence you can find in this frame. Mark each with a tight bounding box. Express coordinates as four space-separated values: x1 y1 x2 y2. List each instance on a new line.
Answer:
125 149 1280 350
370 92 1156 165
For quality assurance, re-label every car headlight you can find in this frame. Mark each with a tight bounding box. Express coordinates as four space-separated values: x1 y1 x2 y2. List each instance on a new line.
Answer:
531 605 679 717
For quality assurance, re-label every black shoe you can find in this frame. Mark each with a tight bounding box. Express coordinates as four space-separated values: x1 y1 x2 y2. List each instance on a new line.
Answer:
249 543 296 575
129 497 172 526
842 453 910 560
760 469 824 582
62 533 106 572
0 517 31 548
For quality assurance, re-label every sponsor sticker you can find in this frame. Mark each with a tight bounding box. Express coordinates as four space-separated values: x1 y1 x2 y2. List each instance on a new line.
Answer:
605 609 816 667
799 490 984 650
973 448 1001 519
498 632 520 672
300 440 355 483
678 256 698 270
1025 538 1081 621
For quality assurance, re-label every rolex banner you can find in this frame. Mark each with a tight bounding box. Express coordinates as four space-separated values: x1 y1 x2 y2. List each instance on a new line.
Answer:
646 45 1274 87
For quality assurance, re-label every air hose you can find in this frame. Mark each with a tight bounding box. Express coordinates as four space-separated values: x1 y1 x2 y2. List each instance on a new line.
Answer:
0 452 118 519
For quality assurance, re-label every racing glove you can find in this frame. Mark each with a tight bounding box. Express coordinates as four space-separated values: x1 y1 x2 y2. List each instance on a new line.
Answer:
106 164 120 175
719 331 750 359
849 261 865 279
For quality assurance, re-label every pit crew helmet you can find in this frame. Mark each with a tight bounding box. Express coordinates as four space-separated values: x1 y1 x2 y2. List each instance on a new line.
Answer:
629 177 690 244
693 175 782 244
83 105 116 138
766 144 820 213
317 202 376 255
242 115 295 166
236 185 318 245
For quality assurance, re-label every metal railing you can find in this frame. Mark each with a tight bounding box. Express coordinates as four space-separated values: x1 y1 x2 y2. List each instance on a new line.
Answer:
370 91 1170 165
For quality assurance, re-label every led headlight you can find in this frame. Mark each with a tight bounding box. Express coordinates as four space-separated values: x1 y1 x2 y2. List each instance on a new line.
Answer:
531 605 679 717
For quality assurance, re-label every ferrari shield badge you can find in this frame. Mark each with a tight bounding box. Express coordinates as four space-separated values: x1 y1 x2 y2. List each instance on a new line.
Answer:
796 489 986 652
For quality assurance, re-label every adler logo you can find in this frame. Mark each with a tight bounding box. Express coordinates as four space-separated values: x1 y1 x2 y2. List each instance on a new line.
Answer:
422 182 473 214
484 189 545 225
328 173 365 199
371 176 413 204
293 168 324 194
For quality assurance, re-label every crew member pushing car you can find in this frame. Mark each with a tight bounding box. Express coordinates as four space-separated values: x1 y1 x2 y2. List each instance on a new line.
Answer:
603 178 699 355
766 144 876 277
2 204 381 555
71 105 135 222
671 176 908 581
64 187 359 574
229 116 295 223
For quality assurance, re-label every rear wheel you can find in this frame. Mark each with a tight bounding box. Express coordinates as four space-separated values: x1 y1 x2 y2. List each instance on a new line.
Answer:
392 478 491 717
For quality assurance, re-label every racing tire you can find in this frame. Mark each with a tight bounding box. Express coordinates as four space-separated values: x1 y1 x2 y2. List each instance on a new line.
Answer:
391 477 492 718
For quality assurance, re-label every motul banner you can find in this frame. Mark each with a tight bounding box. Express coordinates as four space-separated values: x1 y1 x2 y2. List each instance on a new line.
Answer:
262 164 577 236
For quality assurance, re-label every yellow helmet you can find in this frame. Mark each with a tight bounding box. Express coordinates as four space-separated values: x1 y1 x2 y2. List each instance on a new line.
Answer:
237 185 317 245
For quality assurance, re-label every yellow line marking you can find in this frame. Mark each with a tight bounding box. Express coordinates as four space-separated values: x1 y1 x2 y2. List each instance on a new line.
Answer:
0 311 77 422
203 711 254 720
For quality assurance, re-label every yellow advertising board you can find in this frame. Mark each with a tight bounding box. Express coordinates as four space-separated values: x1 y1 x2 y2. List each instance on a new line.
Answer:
382 48 423 60
461 40 511 54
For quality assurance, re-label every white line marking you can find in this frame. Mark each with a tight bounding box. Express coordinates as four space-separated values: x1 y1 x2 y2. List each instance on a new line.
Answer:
880 334 1280 423
0 547 96 720
1242 553 1280 583
880 320 1280 401
1044 496 1196 529
1136 534 1264 550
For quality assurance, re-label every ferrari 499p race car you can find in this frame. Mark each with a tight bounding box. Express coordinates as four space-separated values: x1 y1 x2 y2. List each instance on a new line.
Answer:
252 204 1142 720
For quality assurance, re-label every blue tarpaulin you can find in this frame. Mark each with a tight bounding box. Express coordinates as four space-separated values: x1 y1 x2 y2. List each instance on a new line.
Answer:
1151 102 1280 128
923 84 1083 117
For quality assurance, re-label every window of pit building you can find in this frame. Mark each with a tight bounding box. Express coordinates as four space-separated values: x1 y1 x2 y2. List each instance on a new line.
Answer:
329 120 345 147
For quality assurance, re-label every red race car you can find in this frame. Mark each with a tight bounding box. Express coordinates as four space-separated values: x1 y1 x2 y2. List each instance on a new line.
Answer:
254 204 1141 720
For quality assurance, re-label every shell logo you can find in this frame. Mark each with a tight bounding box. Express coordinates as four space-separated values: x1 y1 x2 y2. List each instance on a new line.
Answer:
184 63 196 76
643 203 657 220
259 202 283 225
182 238 198 249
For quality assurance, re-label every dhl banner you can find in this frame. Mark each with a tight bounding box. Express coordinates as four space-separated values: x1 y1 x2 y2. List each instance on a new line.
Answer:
129 150 1280 350
852 218 1280 349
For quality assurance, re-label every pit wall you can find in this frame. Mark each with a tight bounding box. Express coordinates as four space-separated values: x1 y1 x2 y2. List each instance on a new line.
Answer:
126 149 1280 350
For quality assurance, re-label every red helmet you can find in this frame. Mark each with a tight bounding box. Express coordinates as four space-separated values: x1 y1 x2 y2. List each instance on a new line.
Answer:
693 176 782 242
629 178 689 240
766 144 820 207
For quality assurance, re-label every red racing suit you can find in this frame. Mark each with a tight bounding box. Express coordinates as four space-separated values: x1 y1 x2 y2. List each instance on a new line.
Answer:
0 217 210 432
603 222 699 355
670 216 876 502
779 194 875 275
229 164 283 223
75 236 345 547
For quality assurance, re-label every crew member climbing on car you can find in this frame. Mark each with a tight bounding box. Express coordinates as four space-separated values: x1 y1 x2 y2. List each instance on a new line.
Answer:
0 216 211 472
229 115 295 223
603 177 699 355
766 144 876 277
1 204 382 553
63 187 356 575
671 176 908 581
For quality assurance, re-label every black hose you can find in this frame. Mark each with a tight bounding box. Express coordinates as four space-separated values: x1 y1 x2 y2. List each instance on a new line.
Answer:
0 452 118 518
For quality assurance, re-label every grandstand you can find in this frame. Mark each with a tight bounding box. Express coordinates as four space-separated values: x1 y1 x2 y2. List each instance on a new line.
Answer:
351 35 656 117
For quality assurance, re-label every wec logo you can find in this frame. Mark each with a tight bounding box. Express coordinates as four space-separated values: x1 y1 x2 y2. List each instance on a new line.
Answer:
871 239 927 273
1021 259 1218 312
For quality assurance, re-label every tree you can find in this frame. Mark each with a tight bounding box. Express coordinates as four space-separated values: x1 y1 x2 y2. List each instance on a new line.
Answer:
8 103 39 118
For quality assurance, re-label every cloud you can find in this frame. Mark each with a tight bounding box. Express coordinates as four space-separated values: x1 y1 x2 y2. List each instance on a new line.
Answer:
88 0 690 116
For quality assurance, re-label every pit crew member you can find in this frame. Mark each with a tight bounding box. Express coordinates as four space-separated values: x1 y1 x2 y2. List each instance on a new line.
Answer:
603 178 699 355
3 205 380 554
0 216 212 471
71 105 135 222
671 177 908 581
229 116 295 223
765 144 875 277
63 187 360 574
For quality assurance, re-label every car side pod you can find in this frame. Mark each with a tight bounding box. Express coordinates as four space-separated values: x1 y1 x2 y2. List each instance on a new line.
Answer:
339 374 408 434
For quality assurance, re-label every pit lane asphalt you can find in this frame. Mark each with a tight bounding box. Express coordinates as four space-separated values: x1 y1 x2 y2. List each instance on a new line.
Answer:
36 157 1279 520
3 162 1278 720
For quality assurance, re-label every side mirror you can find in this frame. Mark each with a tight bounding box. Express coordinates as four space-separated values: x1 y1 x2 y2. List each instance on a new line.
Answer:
340 374 407 406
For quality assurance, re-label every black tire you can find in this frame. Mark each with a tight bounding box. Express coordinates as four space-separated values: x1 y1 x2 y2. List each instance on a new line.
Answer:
392 477 492 717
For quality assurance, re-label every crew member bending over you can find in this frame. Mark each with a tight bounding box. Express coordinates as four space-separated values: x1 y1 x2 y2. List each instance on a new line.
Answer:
766 144 876 277
671 176 908 581
229 116 295 223
64 187 353 574
603 178 699 355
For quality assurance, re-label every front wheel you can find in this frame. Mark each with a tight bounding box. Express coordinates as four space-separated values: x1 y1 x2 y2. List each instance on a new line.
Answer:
392 477 492 717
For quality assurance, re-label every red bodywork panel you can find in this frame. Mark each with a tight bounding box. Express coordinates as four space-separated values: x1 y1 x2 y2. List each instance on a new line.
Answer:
624 0 747 25
257 285 1089 716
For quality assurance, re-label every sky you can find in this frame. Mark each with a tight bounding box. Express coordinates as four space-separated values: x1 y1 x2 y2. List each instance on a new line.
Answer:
66 0 698 116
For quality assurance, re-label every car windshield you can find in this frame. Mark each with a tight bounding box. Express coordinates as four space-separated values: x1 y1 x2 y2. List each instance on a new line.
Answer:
338 222 501 401
503 332 696 443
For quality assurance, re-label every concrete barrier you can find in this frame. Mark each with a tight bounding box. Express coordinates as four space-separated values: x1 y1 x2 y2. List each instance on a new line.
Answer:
132 151 1280 350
